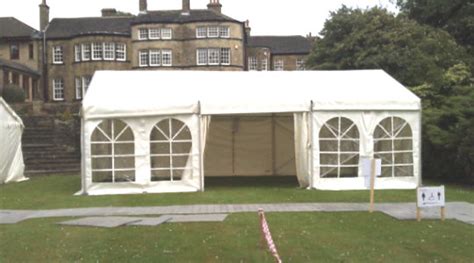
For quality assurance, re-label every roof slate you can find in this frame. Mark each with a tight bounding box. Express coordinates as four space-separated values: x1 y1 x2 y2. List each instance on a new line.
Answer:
0 58 40 76
46 17 133 39
247 36 312 55
132 9 240 24
0 17 38 39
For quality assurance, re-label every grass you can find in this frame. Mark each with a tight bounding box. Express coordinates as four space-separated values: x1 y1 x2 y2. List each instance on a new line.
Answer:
0 175 472 210
0 175 473 262
0 213 473 262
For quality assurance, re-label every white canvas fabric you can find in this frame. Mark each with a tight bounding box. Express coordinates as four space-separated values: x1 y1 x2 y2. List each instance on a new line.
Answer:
80 70 421 195
0 98 27 184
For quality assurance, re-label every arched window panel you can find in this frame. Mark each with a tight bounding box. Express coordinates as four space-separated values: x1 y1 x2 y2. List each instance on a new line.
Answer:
374 117 414 177
91 119 135 183
150 118 192 182
319 117 360 178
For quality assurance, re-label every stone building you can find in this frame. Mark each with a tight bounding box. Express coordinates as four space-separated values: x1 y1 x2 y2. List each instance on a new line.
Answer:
3 0 314 103
0 17 43 101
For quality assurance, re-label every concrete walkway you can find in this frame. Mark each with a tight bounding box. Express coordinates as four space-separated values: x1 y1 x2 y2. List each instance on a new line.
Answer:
1 202 473 225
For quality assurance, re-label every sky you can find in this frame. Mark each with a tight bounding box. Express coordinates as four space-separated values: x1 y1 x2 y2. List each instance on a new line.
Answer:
0 0 398 36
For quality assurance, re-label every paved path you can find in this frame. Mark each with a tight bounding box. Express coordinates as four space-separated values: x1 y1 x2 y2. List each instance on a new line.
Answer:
1 202 473 225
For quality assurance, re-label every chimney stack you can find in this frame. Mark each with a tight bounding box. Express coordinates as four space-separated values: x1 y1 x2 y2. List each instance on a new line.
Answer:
207 0 222 14
245 20 251 37
182 0 190 14
39 0 49 31
139 0 147 14
102 8 118 17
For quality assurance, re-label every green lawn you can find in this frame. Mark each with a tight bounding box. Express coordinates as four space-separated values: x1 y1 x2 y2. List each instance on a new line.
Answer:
0 175 472 210
1 176 473 262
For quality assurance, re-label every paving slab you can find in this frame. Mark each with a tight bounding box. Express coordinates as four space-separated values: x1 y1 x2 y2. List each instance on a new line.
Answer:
167 214 228 223
58 217 143 228
127 216 173 226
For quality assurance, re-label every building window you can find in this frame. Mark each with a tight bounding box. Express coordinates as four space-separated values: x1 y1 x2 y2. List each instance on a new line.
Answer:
53 79 64 101
75 77 83 100
374 117 414 177
319 117 360 178
149 49 161 66
149 28 160 39
150 118 192 182
248 57 257 71
91 120 136 183
82 44 91 61
220 48 230 65
261 59 268 71
74 45 81 62
52 46 63 64
10 44 19 60
296 58 305 70
139 50 149 67
208 48 220 65
162 50 172 66
11 73 19 85
29 44 34 60
139 28 148 40
196 27 207 38
219 26 230 38
161 28 172 40
208 26 219 38
274 59 284 71
92 43 103 60
196 49 208 65
103 43 115 60
116 44 126 61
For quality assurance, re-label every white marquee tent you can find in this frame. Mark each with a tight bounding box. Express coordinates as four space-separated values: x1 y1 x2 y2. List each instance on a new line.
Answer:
0 98 27 184
79 70 421 195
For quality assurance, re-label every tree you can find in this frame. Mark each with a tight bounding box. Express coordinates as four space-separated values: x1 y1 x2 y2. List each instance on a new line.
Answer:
395 0 474 51
306 6 468 87
306 7 473 182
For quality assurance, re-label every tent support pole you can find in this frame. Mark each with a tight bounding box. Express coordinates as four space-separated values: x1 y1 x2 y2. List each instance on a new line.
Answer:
198 102 205 192
309 102 314 189
271 114 276 175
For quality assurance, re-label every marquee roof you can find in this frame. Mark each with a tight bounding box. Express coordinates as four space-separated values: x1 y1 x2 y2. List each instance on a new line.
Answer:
82 70 421 120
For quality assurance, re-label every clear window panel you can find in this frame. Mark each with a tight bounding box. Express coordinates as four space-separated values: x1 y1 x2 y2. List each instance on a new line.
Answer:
115 171 135 182
151 142 170 155
92 157 112 170
91 143 112 155
151 169 171 181
92 171 113 183
340 167 358 178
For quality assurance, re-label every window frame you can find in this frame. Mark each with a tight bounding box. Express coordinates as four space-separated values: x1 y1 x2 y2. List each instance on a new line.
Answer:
149 49 161 67
10 43 20 60
207 26 219 38
103 42 115 61
220 48 230 65
274 59 284 71
219 26 230 38
196 27 207 38
149 28 161 40
81 44 91 61
161 49 172 66
161 28 172 40
92 43 103 61
196 49 208 65
52 46 64 64
116 43 126 61
208 48 220 65
75 77 82 100
248 57 258 71
139 50 149 67
74 45 81 62
52 79 65 101
138 28 148 40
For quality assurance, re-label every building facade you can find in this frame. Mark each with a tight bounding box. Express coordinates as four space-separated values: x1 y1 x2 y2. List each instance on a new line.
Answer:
1 0 314 103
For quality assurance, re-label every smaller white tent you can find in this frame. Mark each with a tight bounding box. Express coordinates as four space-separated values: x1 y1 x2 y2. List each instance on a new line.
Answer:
0 98 27 184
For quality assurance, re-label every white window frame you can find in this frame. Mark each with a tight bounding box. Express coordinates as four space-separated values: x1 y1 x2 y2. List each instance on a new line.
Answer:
81 44 91 61
208 26 219 38
274 59 284 71
161 50 172 66
196 49 208 65
52 46 63 64
296 58 305 70
149 28 161 40
116 43 126 61
161 28 172 40
149 49 161 67
52 79 64 101
220 48 230 65
103 42 115 61
74 45 81 62
208 48 220 65
248 57 258 71
196 27 207 38
139 50 149 67
138 28 148 40
75 77 82 100
92 43 103 60
261 59 268 71
219 26 230 38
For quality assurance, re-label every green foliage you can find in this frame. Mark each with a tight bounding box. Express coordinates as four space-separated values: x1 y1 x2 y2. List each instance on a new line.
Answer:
1 84 25 103
306 7 473 182
396 0 474 49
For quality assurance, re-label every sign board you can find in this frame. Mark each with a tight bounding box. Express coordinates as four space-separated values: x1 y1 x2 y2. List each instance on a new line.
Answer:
361 158 382 177
417 186 445 208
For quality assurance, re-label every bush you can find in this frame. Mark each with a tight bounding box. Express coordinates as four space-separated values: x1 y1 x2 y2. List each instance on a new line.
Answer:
1 84 25 103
